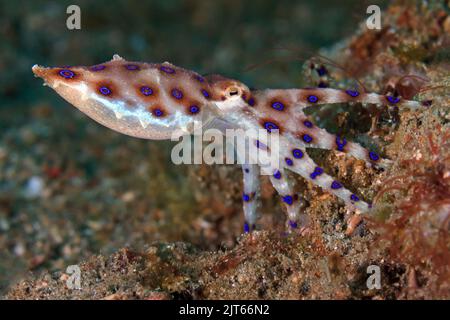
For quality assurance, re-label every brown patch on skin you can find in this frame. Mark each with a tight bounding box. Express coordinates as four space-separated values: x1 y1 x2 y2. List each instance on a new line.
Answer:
169 87 185 102
300 117 314 129
200 88 212 100
181 99 202 115
297 132 314 144
268 96 289 112
134 83 159 100
342 89 363 102
122 63 143 72
259 118 283 134
186 105 201 115
88 64 107 72
54 68 83 82
297 89 325 104
194 75 222 101
158 64 177 75
94 80 118 98
192 73 206 84
147 104 167 117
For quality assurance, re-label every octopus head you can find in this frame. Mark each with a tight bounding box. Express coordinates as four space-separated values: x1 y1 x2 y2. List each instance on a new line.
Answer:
206 75 251 112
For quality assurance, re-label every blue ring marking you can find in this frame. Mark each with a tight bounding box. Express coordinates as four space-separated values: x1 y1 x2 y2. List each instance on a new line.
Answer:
315 167 324 175
336 135 347 151
171 88 183 99
58 69 75 79
153 109 164 117
189 105 200 114
303 120 313 128
201 89 210 98
244 222 250 233
285 158 293 166
331 181 343 189
282 195 293 205
140 86 153 96
271 101 285 111
310 167 324 179
345 89 360 97
255 140 267 150
195 75 205 83
160 66 175 74
302 134 313 143
369 151 379 161
273 170 281 179
307 95 319 103
243 193 250 202
90 65 105 72
248 97 255 106
99 86 112 95
292 149 304 159
350 194 360 202
387 95 401 104
125 64 139 70
264 121 279 133
288 220 298 229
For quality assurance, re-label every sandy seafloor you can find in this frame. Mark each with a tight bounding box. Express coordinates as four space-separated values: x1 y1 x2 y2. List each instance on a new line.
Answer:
1 0 449 299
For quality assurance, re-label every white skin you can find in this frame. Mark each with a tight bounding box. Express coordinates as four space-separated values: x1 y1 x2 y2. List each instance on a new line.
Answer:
32 55 425 232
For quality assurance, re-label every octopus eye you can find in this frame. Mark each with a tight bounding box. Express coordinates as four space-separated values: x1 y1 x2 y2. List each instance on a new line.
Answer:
225 86 241 98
